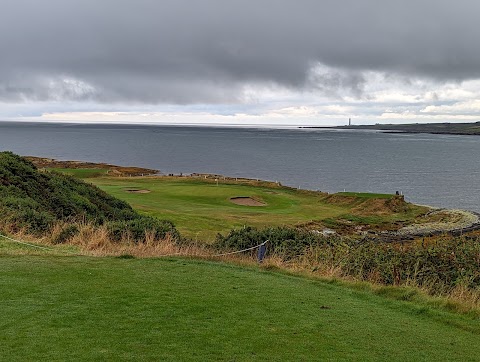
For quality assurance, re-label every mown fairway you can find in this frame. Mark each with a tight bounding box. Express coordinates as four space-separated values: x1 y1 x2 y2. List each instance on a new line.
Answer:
80 175 424 240
1 255 480 361
48 167 109 178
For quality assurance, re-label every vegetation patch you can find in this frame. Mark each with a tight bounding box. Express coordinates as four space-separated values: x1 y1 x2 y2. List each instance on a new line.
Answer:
214 226 480 308
0 152 178 243
27 156 158 176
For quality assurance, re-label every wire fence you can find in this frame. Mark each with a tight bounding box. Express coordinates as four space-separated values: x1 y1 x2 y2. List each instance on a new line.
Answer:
0 233 268 260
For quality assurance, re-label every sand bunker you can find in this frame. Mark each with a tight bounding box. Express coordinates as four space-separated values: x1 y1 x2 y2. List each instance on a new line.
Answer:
125 189 151 194
230 197 266 206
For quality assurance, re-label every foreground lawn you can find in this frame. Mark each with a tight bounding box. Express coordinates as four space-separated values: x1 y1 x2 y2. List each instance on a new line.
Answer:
1 255 480 361
83 176 424 240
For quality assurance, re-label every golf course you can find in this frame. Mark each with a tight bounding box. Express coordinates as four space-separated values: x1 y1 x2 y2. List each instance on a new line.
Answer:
55 168 427 240
2 153 480 361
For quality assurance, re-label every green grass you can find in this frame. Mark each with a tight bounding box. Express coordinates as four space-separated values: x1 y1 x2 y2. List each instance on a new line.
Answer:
1 255 480 361
80 177 424 240
337 192 394 199
47 167 109 178
0 237 81 255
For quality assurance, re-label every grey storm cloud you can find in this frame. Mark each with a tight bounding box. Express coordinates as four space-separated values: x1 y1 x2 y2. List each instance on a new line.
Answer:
1 0 480 104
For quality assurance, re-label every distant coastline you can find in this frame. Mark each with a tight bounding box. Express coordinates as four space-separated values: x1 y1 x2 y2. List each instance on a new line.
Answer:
300 121 480 136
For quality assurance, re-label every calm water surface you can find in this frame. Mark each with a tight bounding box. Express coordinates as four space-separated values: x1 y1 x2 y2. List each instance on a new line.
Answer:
0 122 479 212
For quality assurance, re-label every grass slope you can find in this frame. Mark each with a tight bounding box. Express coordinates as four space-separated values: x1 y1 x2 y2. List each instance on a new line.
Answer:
81 176 425 240
0 152 135 231
1 255 480 361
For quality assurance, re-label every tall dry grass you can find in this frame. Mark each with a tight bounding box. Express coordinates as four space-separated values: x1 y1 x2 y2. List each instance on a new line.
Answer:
276 241 480 314
52 222 203 258
2 220 263 263
48 222 258 263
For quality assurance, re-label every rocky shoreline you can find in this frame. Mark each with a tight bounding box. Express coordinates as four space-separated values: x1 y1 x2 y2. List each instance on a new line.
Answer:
370 209 480 242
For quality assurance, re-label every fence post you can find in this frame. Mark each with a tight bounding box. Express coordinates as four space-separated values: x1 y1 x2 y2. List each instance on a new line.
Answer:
257 241 267 263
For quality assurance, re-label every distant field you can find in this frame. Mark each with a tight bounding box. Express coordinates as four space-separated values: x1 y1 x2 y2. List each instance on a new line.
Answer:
1 255 480 361
71 173 426 240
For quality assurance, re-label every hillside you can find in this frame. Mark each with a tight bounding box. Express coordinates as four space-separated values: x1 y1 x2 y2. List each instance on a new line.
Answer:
0 152 178 242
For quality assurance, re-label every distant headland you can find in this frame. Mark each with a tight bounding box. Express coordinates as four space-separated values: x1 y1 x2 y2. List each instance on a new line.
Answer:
300 121 480 135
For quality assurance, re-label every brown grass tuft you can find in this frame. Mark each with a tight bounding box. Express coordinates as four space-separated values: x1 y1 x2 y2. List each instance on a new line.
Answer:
64 223 200 258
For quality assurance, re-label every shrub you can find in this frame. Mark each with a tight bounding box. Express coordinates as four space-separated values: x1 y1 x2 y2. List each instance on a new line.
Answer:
215 226 321 259
8 209 55 235
215 226 480 292
52 225 80 244
107 217 179 243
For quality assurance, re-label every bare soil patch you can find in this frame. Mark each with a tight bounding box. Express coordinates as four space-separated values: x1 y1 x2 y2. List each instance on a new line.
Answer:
230 197 266 207
125 189 151 194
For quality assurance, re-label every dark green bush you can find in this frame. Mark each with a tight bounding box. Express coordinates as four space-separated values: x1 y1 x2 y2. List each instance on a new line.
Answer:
107 217 179 243
215 226 322 259
6 209 55 235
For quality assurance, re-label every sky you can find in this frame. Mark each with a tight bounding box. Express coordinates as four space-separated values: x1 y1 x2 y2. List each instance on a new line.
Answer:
1 0 480 126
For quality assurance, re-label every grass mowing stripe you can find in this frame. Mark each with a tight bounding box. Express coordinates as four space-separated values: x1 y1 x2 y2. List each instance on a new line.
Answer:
1 256 480 361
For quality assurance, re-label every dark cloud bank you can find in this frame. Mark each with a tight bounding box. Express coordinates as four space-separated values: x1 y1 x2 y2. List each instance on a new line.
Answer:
1 0 480 104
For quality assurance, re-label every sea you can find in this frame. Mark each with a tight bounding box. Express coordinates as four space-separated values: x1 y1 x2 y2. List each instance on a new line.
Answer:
0 121 479 212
